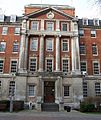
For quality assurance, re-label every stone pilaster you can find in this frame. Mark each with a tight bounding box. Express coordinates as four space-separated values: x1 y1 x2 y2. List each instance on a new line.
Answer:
71 21 80 74
36 76 42 111
39 36 44 72
56 36 60 71
18 19 28 73
41 19 44 30
56 20 60 31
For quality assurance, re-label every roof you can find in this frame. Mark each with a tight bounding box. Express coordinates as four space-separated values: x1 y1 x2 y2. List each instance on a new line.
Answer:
78 19 101 28
0 15 22 23
24 6 75 20
25 4 75 10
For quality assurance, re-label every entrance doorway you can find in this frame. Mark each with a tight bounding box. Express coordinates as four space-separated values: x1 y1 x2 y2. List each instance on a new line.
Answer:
44 81 55 103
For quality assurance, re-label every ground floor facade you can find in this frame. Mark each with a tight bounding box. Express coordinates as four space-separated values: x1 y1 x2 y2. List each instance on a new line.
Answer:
0 72 101 111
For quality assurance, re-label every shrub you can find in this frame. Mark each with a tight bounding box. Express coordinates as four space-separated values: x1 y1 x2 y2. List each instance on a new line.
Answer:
13 100 24 111
80 102 95 112
0 100 10 111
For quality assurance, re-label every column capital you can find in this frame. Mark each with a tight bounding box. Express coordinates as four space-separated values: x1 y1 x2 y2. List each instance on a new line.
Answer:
55 34 61 38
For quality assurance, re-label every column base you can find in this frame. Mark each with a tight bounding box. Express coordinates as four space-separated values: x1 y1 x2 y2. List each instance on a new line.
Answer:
71 70 81 75
18 68 28 74
36 96 42 111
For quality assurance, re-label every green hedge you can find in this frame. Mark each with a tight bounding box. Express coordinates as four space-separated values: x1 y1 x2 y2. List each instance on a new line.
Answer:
80 102 95 112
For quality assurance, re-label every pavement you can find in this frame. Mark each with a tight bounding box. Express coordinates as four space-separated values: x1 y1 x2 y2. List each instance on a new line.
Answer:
0 110 101 120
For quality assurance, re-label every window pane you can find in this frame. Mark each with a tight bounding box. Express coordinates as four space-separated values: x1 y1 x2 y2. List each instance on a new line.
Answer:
79 29 84 36
14 27 20 34
62 59 69 72
46 59 53 72
93 62 100 75
0 60 4 73
10 60 17 73
80 61 87 72
46 39 53 51
83 82 88 97
62 23 67 31
91 30 96 37
46 22 54 31
92 44 97 55
30 39 38 51
32 21 38 30
80 44 86 55
13 42 19 52
9 81 15 96
0 42 6 52
95 83 101 96
2 27 8 35
28 85 35 96
64 86 69 96
62 40 68 51
29 58 37 72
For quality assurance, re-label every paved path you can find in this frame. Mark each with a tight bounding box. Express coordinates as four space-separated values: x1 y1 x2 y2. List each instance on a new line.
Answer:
0 110 101 120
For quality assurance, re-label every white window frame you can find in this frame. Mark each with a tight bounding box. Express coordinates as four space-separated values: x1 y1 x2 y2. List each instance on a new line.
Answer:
13 42 19 53
83 82 88 97
79 29 84 37
64 85 70 97
62 58 70 73
46 38 53 51
93 19 99 26
14 27 20 35
0 59 4 73
93 61 100 75
83 18 88 25
30 38 38 51
92 44 98 56
10 15 16 22
10 59 18 73
46 22 54 31
29 57 37 72
9 81 16 96
28 84 35 97
80 61 87 73
61 22 69 31
2 27 8 35
0 14 4 22
80 44 86 55
45 58 53 72
0 41 6 53
95 82 101 96
31 21 39 30
91 30 96 38
62 39 69 52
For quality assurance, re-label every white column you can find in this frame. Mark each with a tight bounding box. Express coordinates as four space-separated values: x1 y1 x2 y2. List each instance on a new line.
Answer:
18 19 28 73
18 35 26 73
56 20 60 31
41 19 44 30
71 38 75 71
39 36 44 72
71 21 80 74
56 36 60 71
23 36 28 70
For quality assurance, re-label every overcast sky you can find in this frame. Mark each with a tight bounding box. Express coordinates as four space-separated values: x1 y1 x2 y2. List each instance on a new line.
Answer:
0 0 101 18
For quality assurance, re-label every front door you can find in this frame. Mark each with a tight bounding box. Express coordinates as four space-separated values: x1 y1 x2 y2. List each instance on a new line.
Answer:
44 81 55 103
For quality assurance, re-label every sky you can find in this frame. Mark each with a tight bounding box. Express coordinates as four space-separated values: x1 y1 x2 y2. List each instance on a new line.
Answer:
0 0 101 18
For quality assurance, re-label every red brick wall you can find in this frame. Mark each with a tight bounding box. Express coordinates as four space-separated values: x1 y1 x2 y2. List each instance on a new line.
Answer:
0 26 21 73
80 28 101 75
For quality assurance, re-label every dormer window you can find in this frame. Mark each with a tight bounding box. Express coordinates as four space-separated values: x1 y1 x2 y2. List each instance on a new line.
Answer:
10 15 16 22
0 14 4 22
94 19 99 26
83 18 88 25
